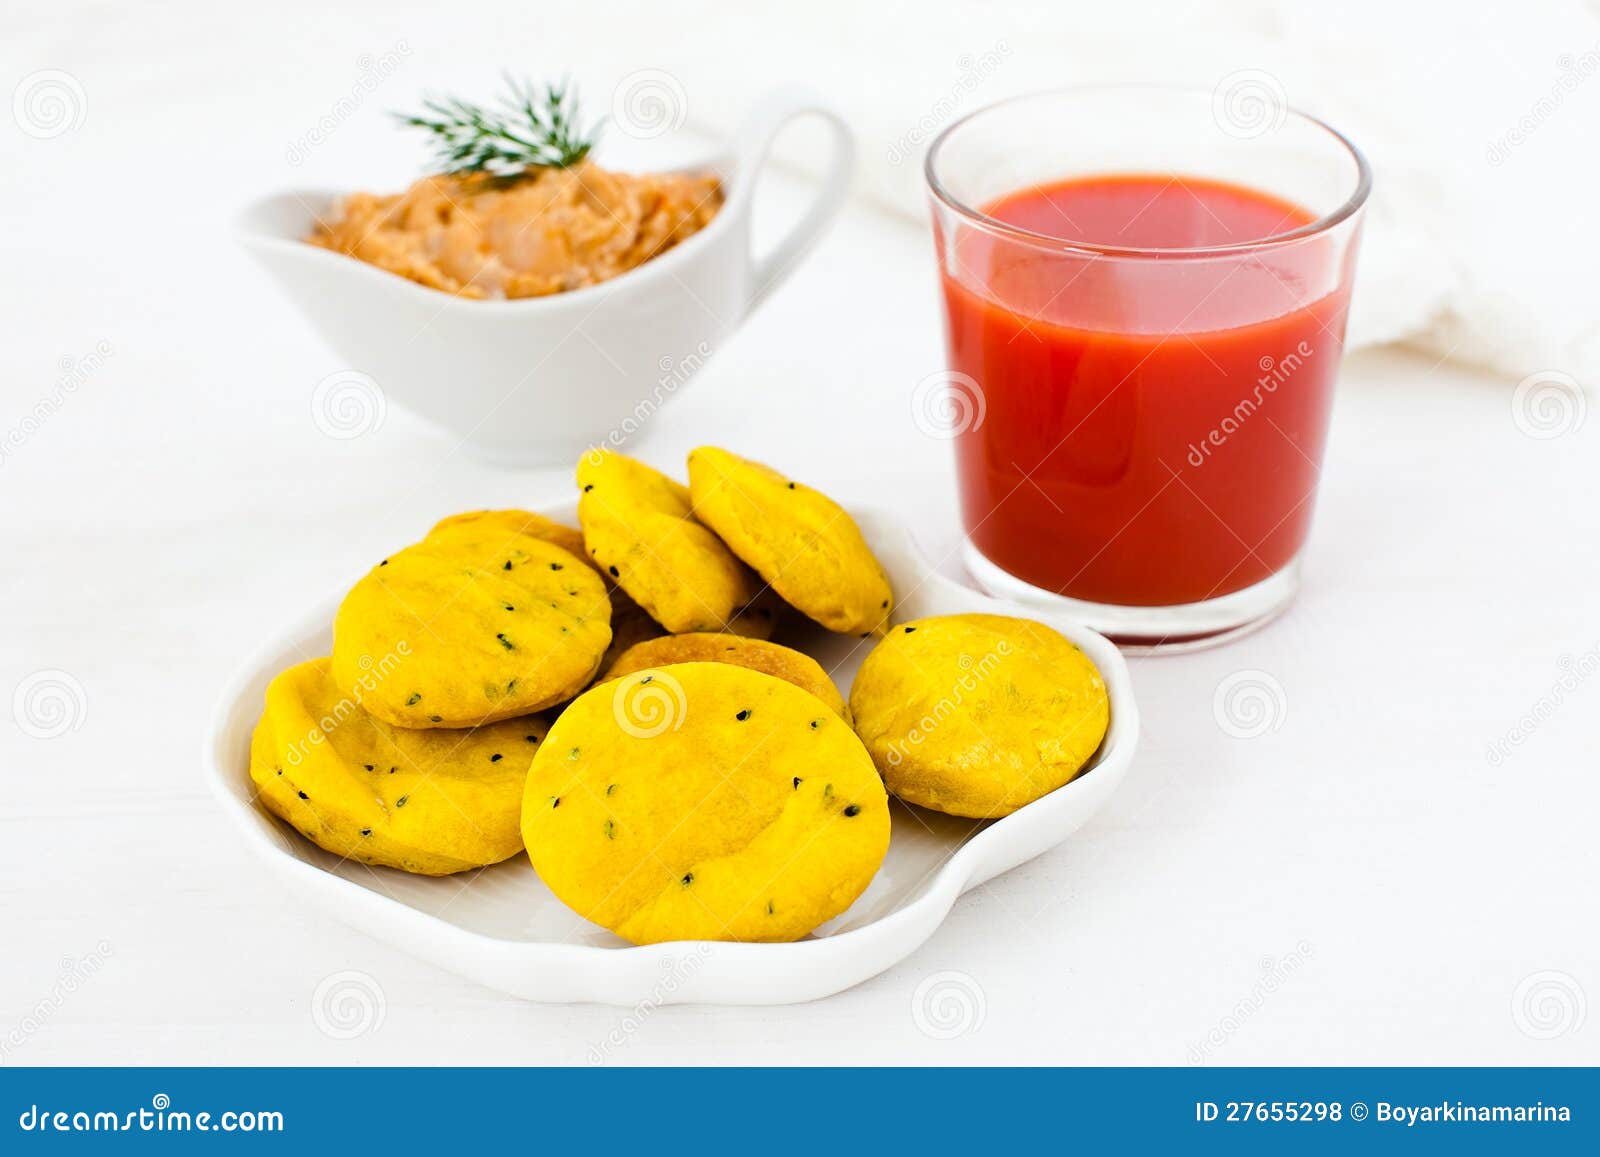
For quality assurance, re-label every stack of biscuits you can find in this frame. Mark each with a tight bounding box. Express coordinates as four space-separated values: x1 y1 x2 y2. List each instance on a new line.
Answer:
249 446 1109 944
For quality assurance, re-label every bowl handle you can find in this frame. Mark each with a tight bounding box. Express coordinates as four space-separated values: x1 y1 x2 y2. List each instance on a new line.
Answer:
733 87 856 313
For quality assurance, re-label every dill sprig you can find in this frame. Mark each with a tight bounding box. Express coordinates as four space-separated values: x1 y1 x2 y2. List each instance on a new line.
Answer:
397 77 598 180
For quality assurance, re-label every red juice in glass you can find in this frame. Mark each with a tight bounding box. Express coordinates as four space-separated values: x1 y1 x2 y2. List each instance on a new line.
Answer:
927 89 1369 646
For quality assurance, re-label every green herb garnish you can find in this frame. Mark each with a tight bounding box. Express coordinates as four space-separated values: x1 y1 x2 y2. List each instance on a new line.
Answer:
398 78 597 181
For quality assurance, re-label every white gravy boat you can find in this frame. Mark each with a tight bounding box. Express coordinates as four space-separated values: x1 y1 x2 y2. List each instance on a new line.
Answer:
237 88 853 465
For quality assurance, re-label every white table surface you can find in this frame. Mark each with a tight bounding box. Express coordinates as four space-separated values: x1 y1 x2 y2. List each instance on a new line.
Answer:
4 13 1597 1066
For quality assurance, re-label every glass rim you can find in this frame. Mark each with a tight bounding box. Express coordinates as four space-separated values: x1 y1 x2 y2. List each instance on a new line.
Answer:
923 83 1373 259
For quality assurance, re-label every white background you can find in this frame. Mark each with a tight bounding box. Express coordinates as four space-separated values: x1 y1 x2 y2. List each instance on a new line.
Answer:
2 0 1596 1064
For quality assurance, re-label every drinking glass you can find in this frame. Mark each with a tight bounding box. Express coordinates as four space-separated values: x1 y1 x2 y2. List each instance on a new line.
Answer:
926 85 1370 649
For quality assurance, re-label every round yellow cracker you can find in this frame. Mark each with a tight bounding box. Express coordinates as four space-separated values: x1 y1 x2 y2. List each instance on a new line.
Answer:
576 448 759 634
686 446 892 636
332 529 611 728
523 663 888 944
250 657 544 875
849 613 1109 818
603 634 849 721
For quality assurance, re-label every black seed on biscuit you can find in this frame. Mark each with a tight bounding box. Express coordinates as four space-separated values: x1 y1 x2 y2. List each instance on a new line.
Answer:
608 565 620 578
297 791 309 800
490 753 503 762
843 805 861 817
735 709 751 721
681 872 694 886
396 795 409 807
406 693 421 706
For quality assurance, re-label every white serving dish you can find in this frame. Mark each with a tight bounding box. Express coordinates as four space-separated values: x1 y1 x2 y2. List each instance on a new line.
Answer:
236 88 854 466
205 505 1139 1006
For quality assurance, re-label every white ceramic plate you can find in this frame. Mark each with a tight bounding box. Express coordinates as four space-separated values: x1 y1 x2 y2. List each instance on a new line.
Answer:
205 505 1139 1005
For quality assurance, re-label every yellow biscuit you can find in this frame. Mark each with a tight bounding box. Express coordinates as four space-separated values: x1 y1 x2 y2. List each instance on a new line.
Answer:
428 508 593 573
250 657 542 875
604 634 849 721
848 614 1109 818
576 448 760 634
332 528 611 728
686 446 892 636
523 663 889 944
